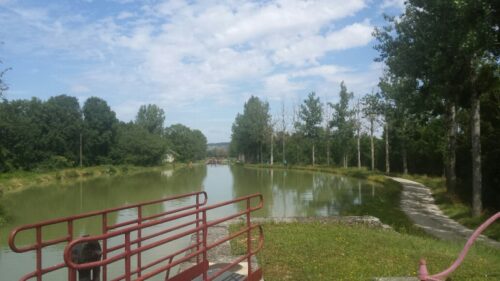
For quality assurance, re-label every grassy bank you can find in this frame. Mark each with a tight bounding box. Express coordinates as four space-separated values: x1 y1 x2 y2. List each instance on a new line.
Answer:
231 222 500 281
0 163 186 226
245 164 499 240
245 164 388 184
0 164 184 194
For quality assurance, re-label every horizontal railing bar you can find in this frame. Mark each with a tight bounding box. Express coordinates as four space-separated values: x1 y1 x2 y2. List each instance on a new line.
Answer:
106 219 201 254
111 242 201 281
107 203 201 231
65 224 204 270
135 245 207 281
65 193 262 260
60 193 264 281
207 225 264 280
9 191 207 252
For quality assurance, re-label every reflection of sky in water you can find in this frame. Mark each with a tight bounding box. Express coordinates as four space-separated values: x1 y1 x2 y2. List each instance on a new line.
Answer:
0 165 384 280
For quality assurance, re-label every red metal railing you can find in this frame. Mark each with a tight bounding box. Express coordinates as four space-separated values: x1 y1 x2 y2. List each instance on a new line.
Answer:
418 212 500 281
63 193 264 281
9 191 208 281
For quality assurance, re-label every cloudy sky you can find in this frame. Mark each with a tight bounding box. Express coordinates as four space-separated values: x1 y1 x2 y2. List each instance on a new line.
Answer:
0 0 404 143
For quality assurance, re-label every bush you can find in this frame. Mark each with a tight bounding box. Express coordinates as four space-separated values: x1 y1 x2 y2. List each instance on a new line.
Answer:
36 156 74 171
64 170 79 178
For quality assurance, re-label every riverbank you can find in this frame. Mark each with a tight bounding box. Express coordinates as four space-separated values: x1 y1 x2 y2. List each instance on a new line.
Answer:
231 222 500 281
0 164 186 194
0 163 188 226
244 164 499 240
244 163 388 184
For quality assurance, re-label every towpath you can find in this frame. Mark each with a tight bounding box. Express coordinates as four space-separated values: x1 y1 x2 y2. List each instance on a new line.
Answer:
391 177 500 248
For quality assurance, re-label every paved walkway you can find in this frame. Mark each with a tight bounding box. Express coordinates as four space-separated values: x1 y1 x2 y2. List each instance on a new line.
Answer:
391 177 500 248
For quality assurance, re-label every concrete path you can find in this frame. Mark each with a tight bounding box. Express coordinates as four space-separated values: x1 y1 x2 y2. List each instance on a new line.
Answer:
391 177 500 248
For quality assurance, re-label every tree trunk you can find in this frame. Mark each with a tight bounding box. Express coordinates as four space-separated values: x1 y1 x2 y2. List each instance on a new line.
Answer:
402 141 408 175
357 127 361 168
370 118 375 171
327 140 330 166
445 101 457 194
312 143 315 166
270 132 274 165
385 121 390 173
282 133 285 164
260 143 263 164
471 94 482 217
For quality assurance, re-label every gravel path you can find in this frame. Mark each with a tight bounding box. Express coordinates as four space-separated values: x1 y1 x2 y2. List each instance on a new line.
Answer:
391 177 500 248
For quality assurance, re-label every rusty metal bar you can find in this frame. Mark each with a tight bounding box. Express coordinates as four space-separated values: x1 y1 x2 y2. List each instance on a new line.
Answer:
10 191 264 281
64 193 264 280
9 191 207 281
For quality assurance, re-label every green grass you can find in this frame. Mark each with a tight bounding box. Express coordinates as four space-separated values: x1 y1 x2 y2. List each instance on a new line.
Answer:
0 164 184 195
231 222 500 281
247 164 388 184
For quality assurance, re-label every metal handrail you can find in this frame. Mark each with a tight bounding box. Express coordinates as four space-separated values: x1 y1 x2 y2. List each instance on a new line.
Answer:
63 193 264 281
418 212 500 281
8 191 207 281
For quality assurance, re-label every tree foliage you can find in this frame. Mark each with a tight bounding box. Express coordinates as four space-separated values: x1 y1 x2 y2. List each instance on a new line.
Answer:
165 124 207 162
374 0 500 212
82 97 118 165
230 96 271 163
0 95 207 171
135 104 165 135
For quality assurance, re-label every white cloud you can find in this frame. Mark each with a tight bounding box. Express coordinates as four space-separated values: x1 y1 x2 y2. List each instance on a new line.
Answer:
273 21 373 66
2 0 383 141
381 0 405 10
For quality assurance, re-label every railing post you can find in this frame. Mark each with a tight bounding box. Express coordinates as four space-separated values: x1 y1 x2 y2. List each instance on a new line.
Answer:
202 210 208 281
246 198 252 278
125 232 131 281
36 226 42 281
68 220 77 281
196 194 201 265
137 205 143 278
102 213 108 281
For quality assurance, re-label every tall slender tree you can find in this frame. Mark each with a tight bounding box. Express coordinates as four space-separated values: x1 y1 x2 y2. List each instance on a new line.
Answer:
135 104 165 135
329 82 354 168
362 93 381 171
296 92 323 166
375 0 499 215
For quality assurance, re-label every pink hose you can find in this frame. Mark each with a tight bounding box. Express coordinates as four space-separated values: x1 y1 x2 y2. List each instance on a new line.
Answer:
418 212 500 281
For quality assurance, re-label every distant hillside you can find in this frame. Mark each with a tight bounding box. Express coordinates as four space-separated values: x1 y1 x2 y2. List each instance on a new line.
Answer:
207 142 230 150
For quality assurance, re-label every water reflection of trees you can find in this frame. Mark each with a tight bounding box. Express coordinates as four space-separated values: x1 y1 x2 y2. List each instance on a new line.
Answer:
0 166 207 247
229 166 383 218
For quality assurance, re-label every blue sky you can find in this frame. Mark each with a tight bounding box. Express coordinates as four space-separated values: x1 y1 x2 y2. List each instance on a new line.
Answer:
0 0 404 143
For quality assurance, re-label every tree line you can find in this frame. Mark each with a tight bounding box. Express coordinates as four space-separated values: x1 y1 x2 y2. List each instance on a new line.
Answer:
230 0 499 214
0 95 207 171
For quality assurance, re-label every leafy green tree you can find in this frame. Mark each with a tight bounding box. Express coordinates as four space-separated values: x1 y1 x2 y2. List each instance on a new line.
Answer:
230 96 271 163
375 0 499 215
165 124 207 162
0 98 46 170
296 92 322 166
135 104 165 135
42 95 82 164
82 97 118 165
329 82 354 167
361 93 384 171
111 122 166 166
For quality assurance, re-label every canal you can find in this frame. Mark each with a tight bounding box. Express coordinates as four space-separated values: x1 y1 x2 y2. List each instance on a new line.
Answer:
0 165 400 280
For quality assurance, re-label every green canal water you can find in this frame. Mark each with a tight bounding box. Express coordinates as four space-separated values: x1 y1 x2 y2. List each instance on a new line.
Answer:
0 165 404 280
